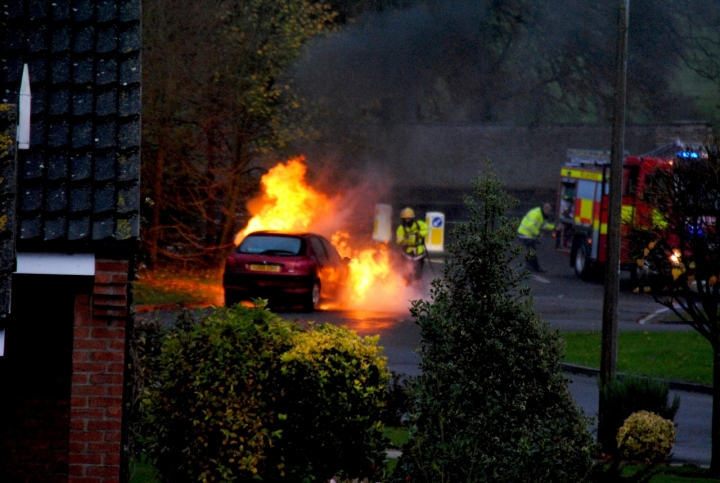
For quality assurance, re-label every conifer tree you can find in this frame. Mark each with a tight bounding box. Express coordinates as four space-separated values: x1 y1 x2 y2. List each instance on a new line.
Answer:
392 169 594 482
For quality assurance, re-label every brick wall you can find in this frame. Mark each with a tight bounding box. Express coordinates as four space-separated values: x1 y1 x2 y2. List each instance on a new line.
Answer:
0 258 132 483
69 259 129 483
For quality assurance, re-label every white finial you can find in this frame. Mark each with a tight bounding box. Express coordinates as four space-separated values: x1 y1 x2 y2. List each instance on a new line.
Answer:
17 64 31 150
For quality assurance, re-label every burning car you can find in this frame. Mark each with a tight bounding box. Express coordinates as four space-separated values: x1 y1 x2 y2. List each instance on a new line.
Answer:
223 231 349 311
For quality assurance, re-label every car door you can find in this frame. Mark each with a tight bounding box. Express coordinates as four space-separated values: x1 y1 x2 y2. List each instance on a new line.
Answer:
308 236 333 294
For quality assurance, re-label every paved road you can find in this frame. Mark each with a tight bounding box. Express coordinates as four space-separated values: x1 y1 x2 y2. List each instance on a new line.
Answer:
137 238 712 465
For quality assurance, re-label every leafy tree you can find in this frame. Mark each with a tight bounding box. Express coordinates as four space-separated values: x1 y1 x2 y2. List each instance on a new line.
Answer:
141 0 336 267
391 167 594 483
631 139 720 476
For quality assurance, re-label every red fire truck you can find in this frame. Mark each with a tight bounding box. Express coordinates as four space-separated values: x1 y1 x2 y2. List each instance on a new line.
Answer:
555 143 703 278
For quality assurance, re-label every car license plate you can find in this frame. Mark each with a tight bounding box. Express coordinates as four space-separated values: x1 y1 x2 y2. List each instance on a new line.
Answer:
249 264 281 272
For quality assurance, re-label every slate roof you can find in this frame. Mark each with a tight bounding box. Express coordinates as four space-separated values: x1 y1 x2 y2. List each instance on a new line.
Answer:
0 0 141 252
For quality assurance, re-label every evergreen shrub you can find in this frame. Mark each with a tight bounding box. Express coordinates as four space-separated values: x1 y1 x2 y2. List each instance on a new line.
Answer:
617 411 676 463
144 304 388 483
599 376 680 455
391 168 595 483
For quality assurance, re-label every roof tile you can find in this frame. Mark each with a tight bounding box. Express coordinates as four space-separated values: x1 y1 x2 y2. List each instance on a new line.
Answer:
28 0 49 20
31 89 46 114
51 55 72 84
50 89 71 116
119 0 141 23
119 86 139 117
73 88 93 116
68 215 91 240
96 57 117 85
97 26 118 54
3 59 24 86
46 184 68 212
73 57 94 83
70 153 92 181
98 0 118 22
5 29 24 52
94 184 116 213
117 151 139 182
118 117 140 149
69 184 91 212
119 25 141 53
21 185 43 212
115 213 138 240
48 151 69 180
92 215 115 240
73 27 95 54
28 58 47 82
117 184 139 214
95 121 116 149
73 0 94 23
20 216 42 239
30 118 47 145
72 120 93 149
48 120 70 148
96 88 117 117
94 151 116 181
23 152 45 180
28 26 48 53
44 216 68 240
5 1 24 20
52 1 71 21
52 26 71 53
119 54 140 85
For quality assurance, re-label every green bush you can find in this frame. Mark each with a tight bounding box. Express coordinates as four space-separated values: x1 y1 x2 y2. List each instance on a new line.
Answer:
599 376 680 455
617 411 676 463
277 323 389 481
391 169 595 483
144 305 389 483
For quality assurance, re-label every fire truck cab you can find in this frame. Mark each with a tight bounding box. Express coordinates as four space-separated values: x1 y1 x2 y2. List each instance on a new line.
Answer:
556 146 686 278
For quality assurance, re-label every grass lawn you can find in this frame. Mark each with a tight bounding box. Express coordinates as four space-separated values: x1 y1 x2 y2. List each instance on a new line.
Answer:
133 269 223 306
562 331 713 386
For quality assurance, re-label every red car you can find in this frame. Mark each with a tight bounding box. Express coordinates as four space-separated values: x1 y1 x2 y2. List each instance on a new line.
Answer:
223 231 349 311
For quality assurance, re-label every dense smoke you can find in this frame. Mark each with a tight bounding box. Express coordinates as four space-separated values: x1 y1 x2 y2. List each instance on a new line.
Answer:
293 0 710 131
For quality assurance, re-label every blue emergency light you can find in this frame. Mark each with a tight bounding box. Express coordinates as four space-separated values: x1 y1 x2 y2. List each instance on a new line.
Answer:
677 151 700 159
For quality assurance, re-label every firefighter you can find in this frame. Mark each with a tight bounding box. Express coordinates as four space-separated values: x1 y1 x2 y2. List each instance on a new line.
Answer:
517 203 555 273
396 207 428 284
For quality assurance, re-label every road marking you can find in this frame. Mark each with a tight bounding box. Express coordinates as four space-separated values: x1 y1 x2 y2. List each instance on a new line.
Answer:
637 307 670 325
532 275 550 283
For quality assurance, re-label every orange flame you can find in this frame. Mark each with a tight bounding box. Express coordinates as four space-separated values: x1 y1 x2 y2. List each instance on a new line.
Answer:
237 157 417 311
235 156 334 245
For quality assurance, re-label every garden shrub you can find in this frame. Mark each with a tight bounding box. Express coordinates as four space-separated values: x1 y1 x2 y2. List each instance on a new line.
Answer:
391 169 595 483
617 411 676 463
145 305 297 482
144 304 389 483
599 375 680 455
278 323 389 481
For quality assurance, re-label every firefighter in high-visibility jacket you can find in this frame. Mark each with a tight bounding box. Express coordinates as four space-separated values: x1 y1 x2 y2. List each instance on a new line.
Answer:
517 203 555 273
396 207 428 284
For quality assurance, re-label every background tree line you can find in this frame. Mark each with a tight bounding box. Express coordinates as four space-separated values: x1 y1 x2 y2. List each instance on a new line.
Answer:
141 0 720 269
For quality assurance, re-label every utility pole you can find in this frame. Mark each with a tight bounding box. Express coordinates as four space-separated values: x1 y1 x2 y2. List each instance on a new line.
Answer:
598 0 630 449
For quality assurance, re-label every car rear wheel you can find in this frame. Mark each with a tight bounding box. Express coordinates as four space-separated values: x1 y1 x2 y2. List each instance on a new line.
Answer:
303 281 321 312
224 289 241 307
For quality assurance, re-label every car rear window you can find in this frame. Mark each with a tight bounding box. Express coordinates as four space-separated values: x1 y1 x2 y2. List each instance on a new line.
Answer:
237 235 303 255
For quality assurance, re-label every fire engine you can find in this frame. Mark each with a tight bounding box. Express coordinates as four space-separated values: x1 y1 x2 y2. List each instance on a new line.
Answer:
555 143 704 278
